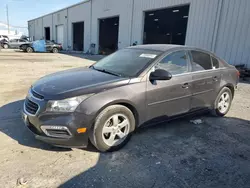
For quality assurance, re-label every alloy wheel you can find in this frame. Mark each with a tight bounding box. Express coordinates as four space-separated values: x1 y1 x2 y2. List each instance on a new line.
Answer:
218 92 230 114
102 114 130 147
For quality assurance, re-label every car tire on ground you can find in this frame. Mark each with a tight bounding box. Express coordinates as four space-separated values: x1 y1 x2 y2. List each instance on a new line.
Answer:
3 44 8 49
89 105 136 152
26 47 33 53
212 87 232 117
52 48 59 53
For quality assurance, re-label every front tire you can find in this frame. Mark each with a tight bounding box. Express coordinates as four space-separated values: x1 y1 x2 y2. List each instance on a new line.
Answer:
90 105 135 152
212 87 232 117
26 47 33 53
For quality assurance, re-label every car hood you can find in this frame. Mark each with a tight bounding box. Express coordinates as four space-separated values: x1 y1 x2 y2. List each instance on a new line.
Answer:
32 67 130 100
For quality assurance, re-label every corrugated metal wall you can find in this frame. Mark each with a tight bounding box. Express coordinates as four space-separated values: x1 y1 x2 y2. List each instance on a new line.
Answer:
185 0 219 50
28 0 250 67
132 0 219 51
91 0 133 51
67 3 91 51
42 15 53 40
52 9 68 49
214 0 250 67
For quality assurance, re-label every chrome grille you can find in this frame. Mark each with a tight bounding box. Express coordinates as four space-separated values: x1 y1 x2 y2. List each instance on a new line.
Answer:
25 99 39 115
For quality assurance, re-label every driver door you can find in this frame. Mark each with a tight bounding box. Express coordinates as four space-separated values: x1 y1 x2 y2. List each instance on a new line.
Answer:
146 50 192 120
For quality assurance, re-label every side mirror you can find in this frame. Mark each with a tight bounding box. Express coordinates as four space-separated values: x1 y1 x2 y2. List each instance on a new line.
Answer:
149 69 172 81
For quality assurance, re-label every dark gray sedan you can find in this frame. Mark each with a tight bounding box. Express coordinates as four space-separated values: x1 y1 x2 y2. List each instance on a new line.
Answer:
22 45 239 152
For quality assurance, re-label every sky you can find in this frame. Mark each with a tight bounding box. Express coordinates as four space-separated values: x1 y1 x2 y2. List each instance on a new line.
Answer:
0 0 83 35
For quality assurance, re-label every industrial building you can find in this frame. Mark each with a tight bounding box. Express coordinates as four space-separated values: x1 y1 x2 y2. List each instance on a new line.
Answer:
28 0 250 67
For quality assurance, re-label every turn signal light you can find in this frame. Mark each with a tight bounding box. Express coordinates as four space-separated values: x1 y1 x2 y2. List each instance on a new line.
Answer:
77 128 87 133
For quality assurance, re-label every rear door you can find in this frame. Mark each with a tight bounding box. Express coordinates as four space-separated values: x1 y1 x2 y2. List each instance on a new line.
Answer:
189 50 221 109
146 50 192 120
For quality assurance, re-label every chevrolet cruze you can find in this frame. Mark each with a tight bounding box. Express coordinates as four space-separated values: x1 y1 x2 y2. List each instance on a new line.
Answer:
22 45 239 152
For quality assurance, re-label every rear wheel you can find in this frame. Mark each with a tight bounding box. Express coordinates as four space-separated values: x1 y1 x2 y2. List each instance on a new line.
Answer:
89 105 135 152
212 87 232 117
52 48 58 53
26 47 33 53
3 44 8 49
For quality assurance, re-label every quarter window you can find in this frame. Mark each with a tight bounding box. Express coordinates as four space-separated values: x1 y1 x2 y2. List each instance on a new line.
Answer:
157 51 189 75
211 56 220 69
191 51 212 71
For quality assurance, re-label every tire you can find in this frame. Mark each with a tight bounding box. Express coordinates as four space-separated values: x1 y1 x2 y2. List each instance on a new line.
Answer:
3 44 8 49
211 87 232 117
52 48 58 53
26 47 33 53
89 105 136 152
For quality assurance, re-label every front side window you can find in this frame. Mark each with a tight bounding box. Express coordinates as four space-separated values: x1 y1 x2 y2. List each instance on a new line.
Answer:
191 51 212 71
156 51 189 75
93 49 161 77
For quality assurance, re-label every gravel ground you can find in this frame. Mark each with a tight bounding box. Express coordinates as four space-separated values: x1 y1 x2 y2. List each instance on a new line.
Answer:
0 50 250 188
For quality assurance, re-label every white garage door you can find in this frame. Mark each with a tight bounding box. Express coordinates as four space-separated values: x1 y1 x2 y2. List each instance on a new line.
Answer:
56 25 64 47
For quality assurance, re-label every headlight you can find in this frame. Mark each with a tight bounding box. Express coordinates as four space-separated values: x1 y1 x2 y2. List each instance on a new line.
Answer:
46 94 93 112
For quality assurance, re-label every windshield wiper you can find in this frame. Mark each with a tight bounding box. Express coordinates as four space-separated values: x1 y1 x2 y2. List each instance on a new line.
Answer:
90 65 122 77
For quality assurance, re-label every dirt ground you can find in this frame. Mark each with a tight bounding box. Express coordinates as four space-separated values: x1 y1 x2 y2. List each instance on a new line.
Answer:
0 50 250 188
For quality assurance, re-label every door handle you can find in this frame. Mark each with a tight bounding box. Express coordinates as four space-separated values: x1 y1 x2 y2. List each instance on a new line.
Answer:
213 76 218 82
182 83 189 89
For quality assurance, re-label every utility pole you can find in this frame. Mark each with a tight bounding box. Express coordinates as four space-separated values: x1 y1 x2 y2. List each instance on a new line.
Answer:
6 4 10 34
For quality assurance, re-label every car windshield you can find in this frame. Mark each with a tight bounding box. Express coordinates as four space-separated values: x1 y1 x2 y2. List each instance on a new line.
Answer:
92 48 162 77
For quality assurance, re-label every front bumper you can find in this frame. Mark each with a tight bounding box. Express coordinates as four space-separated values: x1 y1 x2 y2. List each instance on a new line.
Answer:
22 94 95 148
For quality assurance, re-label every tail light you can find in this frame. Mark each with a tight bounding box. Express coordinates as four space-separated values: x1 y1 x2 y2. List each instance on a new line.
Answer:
236 70 240 78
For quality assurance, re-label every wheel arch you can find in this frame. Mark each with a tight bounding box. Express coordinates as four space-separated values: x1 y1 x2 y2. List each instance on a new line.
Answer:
223 83 235 98
94 100 140 128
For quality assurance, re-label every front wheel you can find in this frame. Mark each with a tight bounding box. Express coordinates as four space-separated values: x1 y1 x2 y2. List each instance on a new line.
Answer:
212 87 232 117
89 105 135 152
26 47 33 53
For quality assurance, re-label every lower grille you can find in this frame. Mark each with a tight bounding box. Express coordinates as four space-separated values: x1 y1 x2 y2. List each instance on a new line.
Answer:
27 123 42 135
25 99 39 115
41 126 72 138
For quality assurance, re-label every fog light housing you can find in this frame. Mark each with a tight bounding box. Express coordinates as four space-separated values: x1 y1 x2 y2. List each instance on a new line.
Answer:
41 126 72 138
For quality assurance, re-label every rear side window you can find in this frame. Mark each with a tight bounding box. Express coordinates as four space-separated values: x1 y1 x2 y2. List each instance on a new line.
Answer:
211 56 220 69
191 51 212 71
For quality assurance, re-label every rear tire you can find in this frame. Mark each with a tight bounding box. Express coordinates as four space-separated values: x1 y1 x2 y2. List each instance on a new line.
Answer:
26 47 33 53
211 87 232 117
52 48 58 53
89 105 135 152
3 44 8 49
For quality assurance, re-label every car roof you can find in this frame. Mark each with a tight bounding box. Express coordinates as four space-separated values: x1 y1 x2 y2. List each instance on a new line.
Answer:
127 44 185 52
127 44 215 54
